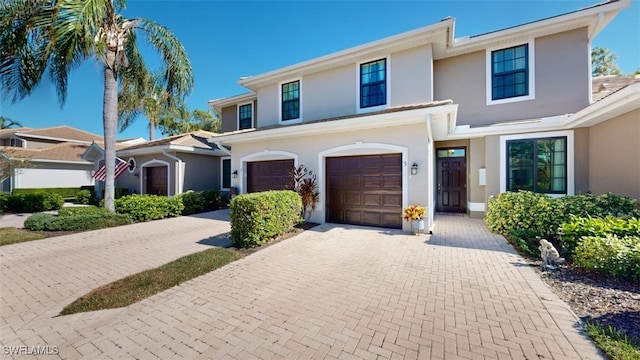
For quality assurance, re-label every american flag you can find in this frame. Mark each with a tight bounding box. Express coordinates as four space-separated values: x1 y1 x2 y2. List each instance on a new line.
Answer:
93 157 129 182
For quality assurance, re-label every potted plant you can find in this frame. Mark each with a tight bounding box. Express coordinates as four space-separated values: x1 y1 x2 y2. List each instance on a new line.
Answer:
403 205 426 235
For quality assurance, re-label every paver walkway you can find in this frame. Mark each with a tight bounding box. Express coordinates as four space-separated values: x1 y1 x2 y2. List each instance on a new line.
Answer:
0 213 602 359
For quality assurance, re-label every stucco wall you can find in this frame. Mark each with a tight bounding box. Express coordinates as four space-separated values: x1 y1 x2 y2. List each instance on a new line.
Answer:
589 109 640 200
390 45 433 106
229 124 431 231
573 127 590 195
116 154 176 196
256 84 279 128
434 28 589 126
180 153 220 191
221 105 237 133
14 162 94 189
304 65 355 121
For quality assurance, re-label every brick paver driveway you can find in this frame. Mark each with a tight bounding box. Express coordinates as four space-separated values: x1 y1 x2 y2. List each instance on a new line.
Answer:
1 213 602 359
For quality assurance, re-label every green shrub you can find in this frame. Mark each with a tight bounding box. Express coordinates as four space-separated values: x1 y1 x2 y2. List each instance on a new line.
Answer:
1 192 64 213
115 194 184 222
178 189 229 215
560 216 640 257
24 212 132 231
13 187 80 199
100 188 131 200
58 206 112 217
485 191 639 256
76 189 93 205
574 235 640 282
230 190 302 248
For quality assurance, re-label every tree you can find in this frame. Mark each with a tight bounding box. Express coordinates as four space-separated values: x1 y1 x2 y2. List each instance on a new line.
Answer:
118 69 187 141
1 0 193 211
0 116 22 129
158 108 221 136
591 47 622 77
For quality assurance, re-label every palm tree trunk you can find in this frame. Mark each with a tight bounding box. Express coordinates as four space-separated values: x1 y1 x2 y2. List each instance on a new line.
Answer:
102 51 118 212
149 119 155 141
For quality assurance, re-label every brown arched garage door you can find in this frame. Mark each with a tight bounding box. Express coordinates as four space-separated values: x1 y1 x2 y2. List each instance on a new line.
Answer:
246 159 295 193
326 154 402 229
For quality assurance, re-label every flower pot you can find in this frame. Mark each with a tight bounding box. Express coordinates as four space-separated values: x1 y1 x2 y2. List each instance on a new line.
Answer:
411 219 425 235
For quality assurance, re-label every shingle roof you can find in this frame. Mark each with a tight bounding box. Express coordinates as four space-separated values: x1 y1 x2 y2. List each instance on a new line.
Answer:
0 125 103 142
592 75 640 102
1 142 91 162
120 130 219 151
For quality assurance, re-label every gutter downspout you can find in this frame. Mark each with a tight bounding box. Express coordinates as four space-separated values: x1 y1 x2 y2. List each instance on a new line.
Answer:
162 150 183 195
425 114 435 234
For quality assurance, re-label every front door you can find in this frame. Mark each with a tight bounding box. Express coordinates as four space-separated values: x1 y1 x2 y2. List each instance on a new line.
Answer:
436 148 466 213
146 166 168 196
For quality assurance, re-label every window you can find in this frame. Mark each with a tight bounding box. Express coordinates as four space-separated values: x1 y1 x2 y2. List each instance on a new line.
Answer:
491 44 528 101
238 103 252 130
9 138 23 147
221 158 231 189
360 59 386 108
281 80 300 121
507 137 566 193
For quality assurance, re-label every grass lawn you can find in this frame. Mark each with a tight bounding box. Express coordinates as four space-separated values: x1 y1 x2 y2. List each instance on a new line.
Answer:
60 247 242 315
0 227 45 246
586 322 640 360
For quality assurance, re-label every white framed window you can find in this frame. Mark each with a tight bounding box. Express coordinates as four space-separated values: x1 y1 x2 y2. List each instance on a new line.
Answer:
357 56 390 113
500 130 574 196
221 157 231 190
237 102 253 130
127 158 137 173
486 40 535 106
279 79 302 123
9 138 24 148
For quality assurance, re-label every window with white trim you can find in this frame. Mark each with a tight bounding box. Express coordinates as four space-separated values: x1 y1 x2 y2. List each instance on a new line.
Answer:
360 59 387 108
238 103 252 130
507 136 566 193
487 41 535 105
281 80 300 121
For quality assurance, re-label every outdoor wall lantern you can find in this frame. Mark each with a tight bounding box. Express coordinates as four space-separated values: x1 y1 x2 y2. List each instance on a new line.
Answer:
232 170 238 178
411 163 418 175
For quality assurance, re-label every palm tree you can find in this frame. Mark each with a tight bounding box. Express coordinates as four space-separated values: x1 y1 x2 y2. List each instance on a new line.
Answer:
0 116 22 129
0 0 194 211
118 69 188 141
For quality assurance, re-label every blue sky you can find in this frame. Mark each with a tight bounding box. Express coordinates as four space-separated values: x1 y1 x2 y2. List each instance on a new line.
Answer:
2 0 638 140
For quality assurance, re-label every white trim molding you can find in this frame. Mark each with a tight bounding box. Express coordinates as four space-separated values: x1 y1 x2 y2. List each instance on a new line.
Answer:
278 78 303 124
485 40 535 106
139 159 171 197
356 56 391 114
238 150 299 194
467 202 486 212
499 130 575 196
318 142 408 225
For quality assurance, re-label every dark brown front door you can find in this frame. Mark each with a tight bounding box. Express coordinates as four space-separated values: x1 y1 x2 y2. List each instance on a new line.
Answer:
436 148 466 213
326 154 402 229
246 159 294 193
146 166 168 196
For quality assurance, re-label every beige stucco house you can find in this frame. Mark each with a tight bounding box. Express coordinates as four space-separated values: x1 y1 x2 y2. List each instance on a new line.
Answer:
209 0 639 233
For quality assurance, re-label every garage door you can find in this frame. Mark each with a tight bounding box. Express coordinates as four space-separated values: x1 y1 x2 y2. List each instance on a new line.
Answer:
247 159 295 193
326 154 402 229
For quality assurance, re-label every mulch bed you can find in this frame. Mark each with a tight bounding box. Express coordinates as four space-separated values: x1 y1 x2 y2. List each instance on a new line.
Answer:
526 258 640 342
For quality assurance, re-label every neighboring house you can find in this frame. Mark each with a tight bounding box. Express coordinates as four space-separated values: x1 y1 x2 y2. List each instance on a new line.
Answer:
0 126 105 192
209 0 638 233
83 130 227 197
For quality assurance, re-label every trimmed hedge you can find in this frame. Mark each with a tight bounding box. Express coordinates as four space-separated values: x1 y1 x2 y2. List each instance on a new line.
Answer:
230 190 302 248
178 189 229 215
1 192 64 213
100 188 131 200
76 189 94 205
58 206 112 217
115 194 184 222
24 212 132 231
13 187 81 199
485 191 639 256
560 216 640 257
574 235 640 282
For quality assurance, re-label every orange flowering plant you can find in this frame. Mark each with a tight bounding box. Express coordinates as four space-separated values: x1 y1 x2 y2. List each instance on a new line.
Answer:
403 205 426 221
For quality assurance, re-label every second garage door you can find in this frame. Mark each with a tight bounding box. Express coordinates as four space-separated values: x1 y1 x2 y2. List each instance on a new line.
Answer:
326 154 402 229
246 159 294 193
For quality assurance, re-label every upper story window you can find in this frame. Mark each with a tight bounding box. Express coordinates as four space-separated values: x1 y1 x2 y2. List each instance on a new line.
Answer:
238 103 253 130
360 59 387 108
507 136 567 194
487 42 535 105
281 80 300 121
9 138 24 147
